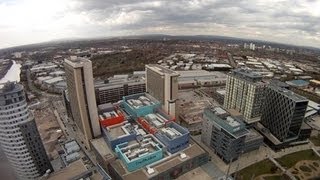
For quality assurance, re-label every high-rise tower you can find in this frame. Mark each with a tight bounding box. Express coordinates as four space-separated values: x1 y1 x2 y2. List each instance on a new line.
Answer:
224 69 266 124
64 56 101 149
145 64 179 117
260 84 308 142
0 82 53 179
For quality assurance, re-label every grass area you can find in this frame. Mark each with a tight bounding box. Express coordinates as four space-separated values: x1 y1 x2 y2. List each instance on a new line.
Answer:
276 150 320 168
309 135 320 146
299 165 312 172
236 159 278 180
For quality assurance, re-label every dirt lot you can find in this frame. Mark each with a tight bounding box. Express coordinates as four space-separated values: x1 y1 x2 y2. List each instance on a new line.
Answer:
33 98 64 160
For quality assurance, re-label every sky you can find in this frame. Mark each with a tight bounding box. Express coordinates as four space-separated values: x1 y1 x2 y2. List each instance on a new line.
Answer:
0 0 319 49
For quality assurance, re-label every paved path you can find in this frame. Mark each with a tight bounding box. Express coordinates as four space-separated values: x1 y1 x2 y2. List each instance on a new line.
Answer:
268 156 296 180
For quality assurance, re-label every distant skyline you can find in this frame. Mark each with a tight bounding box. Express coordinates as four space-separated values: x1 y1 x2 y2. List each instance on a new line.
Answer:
0 0 319 49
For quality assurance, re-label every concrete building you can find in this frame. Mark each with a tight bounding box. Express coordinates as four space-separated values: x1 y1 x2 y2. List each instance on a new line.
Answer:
146 64 179 117
98 103 126 128
224 69 267 124
96 80 145 105
260 84 309 143
201 106 249 163
64 56 101 150
0 83 53 179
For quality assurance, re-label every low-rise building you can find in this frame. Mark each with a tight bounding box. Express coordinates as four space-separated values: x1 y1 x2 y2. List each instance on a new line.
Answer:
155 122 190 154
201 107 249 163
115 134 163 172
121 93 161 119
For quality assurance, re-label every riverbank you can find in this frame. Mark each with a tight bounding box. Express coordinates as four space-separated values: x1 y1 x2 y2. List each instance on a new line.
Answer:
0 60 13 80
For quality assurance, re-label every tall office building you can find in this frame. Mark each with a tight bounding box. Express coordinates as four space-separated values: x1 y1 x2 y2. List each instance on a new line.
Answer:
0 83 52 179
260 84 308 142
145 64 179 117
201 106 249 162
64 56 101 149
224 69 266 124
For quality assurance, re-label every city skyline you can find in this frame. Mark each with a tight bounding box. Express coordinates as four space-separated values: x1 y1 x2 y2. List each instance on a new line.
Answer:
0 0 320 49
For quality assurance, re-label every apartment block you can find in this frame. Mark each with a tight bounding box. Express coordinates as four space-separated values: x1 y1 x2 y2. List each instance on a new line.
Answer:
224 68 267 124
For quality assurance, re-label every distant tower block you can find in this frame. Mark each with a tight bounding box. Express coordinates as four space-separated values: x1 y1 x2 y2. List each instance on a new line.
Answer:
145 64 180 117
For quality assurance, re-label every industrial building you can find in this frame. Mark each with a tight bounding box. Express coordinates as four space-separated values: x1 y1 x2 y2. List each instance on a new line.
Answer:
64 56 101 150
177 70 227 89
201 106 249 163
260 83 309 143
224 68 267 124
121 93 161 119
0 83 53 179
146 64 179 117
155 122 190 154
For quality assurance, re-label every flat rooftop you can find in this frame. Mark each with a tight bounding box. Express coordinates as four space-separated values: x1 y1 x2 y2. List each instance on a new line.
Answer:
143 112 171 128
231 68 263 82
48 160 87 180
204 107 249 138
116 136 160 163
146 64 179 76
125 94 158 110
270 85 308 102
158 126 183 140
91 137 115 161
107 123 139 140
113 141 207 180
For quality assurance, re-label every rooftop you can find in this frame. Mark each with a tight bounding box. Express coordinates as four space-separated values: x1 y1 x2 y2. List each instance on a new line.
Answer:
107 122 140 140
204 107 249 138
269 84 308 102
286 79 309 87
146 64 180 76
0 82 22 95
125 93 159 110
113 140 207 179
231 68 263 82
47 160 88 180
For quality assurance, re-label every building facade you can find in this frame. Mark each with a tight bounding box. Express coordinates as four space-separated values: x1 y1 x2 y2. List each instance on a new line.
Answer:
146 64 179 117
201 107 249 163
0 83 53 179
261 84 308 142
64 57 101 149
224 69 266 124
96 81 145 105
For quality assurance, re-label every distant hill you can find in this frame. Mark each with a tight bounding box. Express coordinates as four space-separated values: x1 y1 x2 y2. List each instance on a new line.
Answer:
1 34 319 54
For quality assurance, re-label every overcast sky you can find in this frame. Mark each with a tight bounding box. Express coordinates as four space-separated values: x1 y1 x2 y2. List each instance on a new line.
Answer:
0 0 319 49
